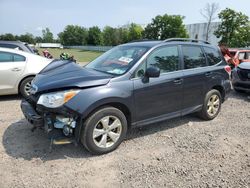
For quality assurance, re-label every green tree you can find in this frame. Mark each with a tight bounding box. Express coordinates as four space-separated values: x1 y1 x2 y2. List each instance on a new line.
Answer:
18 33 35 44
102 26 116 46
87 26 103 45
117 27 129 44
42 28 54 43
0 33 16 41
35 36 43 43
58 25 88 45
128 23 143 42
143 14 189 40
214 8 250 47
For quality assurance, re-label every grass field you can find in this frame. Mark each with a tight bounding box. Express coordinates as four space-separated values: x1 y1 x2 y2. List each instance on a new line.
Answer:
38 48 103 63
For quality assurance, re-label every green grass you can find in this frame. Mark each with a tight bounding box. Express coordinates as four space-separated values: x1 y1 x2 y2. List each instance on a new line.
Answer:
38 48 103 64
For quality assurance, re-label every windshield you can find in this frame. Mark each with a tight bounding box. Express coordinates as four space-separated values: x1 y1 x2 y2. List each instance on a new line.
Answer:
86 45 149 75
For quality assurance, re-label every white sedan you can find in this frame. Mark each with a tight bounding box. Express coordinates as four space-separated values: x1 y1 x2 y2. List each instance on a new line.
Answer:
0 47 52 98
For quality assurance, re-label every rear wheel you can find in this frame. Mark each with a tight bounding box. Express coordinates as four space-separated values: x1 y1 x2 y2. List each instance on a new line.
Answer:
19 77 34 99
198 89 222 120
81 107 127 155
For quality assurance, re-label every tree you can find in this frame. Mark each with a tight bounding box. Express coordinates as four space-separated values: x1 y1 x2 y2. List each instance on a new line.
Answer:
42 28 54 43
128 23 143 42
58 25 88 45
214 8 250 47
143 14 189 40
87 26 103 45
18 33 35 44
0 33 16 41
103 26 116 46
35 36 43 43
200 3 220 41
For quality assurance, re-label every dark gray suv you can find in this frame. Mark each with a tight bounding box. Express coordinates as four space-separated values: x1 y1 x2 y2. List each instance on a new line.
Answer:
21 38 231 154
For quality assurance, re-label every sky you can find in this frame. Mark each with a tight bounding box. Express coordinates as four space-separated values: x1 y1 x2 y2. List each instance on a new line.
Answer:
0 0 249 38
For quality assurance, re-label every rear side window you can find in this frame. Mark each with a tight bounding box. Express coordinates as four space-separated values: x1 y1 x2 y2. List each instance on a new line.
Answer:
0 52 13 62
182 46 206 69
204 47 222 66
14 54 26 61
0 52 26 62
147 45 179 73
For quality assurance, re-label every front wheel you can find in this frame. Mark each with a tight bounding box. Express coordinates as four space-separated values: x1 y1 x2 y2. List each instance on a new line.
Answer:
198 89 222 120
81 107 127 155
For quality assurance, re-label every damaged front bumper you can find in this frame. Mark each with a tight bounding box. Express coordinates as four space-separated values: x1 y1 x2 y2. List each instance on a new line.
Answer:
21 100 82 145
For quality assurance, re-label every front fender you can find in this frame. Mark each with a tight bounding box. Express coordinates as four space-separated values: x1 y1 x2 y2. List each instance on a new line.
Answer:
64 82 134 120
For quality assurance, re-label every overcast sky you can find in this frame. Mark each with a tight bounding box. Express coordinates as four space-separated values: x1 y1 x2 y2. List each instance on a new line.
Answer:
0 0 249 37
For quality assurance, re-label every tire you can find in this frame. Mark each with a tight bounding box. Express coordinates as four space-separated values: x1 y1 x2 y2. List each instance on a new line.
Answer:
198 89 222 120
19 77 34 99
81 107 127 155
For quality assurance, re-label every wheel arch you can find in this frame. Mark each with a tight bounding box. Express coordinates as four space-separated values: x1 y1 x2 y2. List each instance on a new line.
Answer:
18 74 35 93
211 85 225 102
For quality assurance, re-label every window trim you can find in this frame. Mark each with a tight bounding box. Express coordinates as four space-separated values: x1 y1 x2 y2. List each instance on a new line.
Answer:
131 44 181 79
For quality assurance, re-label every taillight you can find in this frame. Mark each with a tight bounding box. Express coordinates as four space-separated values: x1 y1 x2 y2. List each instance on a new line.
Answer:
224 65 231 75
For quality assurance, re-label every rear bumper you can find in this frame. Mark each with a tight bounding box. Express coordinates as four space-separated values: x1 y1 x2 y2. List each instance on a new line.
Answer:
233 82 250 92
21 100 44 127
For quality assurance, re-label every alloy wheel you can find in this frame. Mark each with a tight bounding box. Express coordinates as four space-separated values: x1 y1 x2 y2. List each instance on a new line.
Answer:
207 94 220 116
92 116 122 148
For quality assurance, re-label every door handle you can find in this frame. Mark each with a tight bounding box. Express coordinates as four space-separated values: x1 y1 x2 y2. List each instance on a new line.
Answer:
205 72 212 77
173 78 183 84
11 68 21 72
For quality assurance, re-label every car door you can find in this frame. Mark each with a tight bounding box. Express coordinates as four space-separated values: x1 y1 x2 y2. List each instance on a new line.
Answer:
133 45 183 123
0 51 26 94
181 45 209 114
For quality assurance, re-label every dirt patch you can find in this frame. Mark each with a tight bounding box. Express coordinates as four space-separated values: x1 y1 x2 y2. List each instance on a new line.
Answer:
0 92 249 187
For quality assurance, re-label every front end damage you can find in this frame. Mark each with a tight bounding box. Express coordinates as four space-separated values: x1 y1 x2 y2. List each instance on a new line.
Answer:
21 98 82 149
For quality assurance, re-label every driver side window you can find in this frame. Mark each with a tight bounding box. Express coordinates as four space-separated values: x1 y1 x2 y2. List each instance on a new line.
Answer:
135 45 179 78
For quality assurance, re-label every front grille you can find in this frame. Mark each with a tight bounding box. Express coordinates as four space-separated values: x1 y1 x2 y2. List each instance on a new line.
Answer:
237 67 250 81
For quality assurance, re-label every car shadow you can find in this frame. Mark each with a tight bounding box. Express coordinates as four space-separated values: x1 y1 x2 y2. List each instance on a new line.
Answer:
3 114 202 161
0 95 21 101
228 90 250 102
2 119 93 161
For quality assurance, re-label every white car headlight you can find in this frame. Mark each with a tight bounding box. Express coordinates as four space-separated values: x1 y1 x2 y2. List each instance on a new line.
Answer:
37 90 80 108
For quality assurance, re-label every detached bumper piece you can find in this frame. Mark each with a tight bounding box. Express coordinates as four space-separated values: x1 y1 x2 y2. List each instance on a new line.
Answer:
21 100 44 127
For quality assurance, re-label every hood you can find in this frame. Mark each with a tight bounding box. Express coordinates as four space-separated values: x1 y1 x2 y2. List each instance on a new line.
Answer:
238 62 250 70
32 60 113 93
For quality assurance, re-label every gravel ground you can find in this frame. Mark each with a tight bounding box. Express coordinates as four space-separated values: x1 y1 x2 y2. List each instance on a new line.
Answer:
0 91 249 188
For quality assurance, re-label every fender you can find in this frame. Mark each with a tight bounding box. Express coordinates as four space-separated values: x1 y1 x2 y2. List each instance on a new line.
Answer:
64 81 135 121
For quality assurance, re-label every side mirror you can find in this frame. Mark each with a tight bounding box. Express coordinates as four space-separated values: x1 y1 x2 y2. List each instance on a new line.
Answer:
145 67 160 78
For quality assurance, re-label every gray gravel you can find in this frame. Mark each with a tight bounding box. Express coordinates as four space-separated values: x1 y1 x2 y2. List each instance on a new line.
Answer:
0 91 249 188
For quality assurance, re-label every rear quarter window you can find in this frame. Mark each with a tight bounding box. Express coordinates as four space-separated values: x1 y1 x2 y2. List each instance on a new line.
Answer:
204 47 222 66
14 54 26 61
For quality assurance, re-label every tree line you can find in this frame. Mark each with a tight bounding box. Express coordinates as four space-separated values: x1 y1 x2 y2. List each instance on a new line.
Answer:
0 7 249 47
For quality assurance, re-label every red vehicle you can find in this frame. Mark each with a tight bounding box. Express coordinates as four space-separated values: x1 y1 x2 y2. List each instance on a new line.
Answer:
229 49 250 66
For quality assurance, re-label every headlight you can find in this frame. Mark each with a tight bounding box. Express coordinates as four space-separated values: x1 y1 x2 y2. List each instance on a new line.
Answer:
37 90 80 108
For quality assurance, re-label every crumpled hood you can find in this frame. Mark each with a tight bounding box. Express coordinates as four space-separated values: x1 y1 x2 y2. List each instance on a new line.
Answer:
32 60 113 93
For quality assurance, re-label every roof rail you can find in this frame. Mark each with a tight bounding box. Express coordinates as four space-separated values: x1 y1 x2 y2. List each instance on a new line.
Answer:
129 39 160 43
163 38 211 44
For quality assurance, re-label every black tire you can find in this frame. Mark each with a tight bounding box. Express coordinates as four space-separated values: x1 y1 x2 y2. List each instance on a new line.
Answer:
81 106 127 155
198 89 222 120
19 77 34 99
